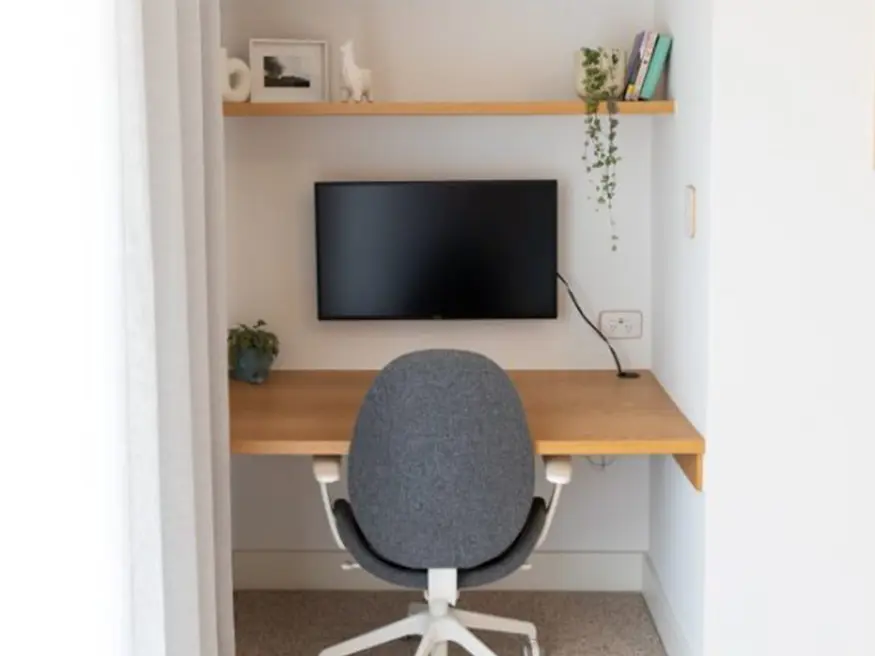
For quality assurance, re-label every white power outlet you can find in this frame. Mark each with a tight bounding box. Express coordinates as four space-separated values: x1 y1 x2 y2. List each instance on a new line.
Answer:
598 310 643 339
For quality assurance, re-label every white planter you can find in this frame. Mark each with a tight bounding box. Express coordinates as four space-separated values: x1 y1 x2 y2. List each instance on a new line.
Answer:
575 48 628 101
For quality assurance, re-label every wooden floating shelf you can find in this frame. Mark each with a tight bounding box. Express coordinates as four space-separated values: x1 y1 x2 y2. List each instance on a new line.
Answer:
223 100 676 117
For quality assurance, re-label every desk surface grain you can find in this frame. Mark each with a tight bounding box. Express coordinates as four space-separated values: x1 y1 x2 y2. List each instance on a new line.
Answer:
229 370 704 461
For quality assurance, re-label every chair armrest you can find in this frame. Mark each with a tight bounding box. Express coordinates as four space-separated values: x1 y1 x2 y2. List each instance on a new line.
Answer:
535 456 573 549
545 455 572 485
312 456 345 550
313 456 341 484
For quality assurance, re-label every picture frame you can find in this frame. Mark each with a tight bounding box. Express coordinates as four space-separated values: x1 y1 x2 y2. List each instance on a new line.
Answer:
249 38 329 103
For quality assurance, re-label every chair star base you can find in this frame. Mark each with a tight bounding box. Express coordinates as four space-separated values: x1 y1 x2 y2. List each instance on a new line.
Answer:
319 569 539 656
319 605 539 656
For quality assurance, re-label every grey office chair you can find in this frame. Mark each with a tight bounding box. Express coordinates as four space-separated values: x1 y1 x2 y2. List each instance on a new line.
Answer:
313 349 572 656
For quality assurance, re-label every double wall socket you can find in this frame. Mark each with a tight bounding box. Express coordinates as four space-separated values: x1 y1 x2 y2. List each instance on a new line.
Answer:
598 310 643 339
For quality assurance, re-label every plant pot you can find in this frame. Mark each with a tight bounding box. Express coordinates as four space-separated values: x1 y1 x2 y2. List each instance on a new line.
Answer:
575 48 628 101
231 347 276 384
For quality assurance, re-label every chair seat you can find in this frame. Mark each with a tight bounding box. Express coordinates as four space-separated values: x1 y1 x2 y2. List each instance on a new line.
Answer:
333 497 548 589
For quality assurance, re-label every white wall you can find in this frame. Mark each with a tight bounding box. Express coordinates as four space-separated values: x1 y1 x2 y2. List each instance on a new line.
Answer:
648 0 711 652
221 0 653 104
703 0 875 653
225 115 653 371
223 0 659 564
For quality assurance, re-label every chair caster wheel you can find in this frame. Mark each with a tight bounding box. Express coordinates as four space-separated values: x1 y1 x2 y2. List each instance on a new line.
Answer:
522 639 541 656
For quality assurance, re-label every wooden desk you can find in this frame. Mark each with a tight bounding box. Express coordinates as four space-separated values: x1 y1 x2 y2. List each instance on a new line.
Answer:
230 370 705 491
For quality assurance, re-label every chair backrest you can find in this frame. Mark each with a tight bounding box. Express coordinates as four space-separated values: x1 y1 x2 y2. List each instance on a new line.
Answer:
347 349 535 570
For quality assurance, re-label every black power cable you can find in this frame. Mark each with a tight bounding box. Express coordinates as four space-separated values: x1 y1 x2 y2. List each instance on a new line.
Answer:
556 273 640 379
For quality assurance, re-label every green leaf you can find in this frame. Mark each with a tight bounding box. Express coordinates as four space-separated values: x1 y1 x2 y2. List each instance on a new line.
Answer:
228 319 280 358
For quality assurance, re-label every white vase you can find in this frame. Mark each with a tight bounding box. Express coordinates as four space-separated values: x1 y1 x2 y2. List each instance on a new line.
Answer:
220 46 252 103
575 48 627 101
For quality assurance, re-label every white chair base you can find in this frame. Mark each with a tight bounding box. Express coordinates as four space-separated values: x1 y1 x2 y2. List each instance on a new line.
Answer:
318 570 540 656
318 607 539 656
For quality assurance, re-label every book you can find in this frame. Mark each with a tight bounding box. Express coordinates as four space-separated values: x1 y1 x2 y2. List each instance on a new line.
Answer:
623 32 646 95
640 34 673 100
625 31 659 100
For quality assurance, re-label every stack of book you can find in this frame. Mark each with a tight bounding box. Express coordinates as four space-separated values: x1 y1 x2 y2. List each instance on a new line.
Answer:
623 31 673 101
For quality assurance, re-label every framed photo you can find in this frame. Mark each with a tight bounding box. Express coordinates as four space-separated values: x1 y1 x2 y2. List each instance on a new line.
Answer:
249 38 329 103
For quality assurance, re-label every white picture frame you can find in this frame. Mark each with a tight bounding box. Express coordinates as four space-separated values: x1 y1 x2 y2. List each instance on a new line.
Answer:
249 38 329 103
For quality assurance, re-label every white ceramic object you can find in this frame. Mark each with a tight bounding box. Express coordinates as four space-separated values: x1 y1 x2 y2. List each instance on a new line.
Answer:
221 47 252 102
575 48 627 100
340 40 373 103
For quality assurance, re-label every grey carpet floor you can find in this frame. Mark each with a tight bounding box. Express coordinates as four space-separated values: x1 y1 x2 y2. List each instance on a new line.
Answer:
235 591 666 656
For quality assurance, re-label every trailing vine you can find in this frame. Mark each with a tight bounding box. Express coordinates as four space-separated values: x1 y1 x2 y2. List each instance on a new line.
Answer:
580 47 622 250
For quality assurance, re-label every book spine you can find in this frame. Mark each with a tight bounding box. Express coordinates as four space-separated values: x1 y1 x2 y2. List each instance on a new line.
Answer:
627 32 658 100
623 32 645 95
641 36 673 100
624 33 646 100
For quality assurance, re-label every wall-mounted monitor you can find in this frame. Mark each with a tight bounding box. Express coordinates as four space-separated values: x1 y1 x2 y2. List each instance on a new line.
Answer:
315 179 558 320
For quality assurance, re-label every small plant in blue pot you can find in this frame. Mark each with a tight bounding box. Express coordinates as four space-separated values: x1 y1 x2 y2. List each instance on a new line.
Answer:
228 319 279 384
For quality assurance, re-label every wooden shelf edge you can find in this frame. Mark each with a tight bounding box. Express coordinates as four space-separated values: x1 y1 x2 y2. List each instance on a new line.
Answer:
231 439 348 456
232 435 705 491
536 438 704 457
674 453 704 491
233 439 704 491
223 100 676 117
232 437 704 459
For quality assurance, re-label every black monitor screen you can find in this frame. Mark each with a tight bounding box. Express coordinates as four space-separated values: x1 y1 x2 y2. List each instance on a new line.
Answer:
315 179 558 320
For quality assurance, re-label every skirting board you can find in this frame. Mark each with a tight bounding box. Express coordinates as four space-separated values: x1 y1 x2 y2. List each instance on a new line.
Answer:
234 551 643 592
642 556 696 656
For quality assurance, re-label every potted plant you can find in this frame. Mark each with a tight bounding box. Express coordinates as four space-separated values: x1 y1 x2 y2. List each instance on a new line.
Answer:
228 319 279 384
576 47 626 251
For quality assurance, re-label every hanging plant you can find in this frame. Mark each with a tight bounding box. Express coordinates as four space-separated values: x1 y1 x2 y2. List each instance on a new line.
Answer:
578 47 624 251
